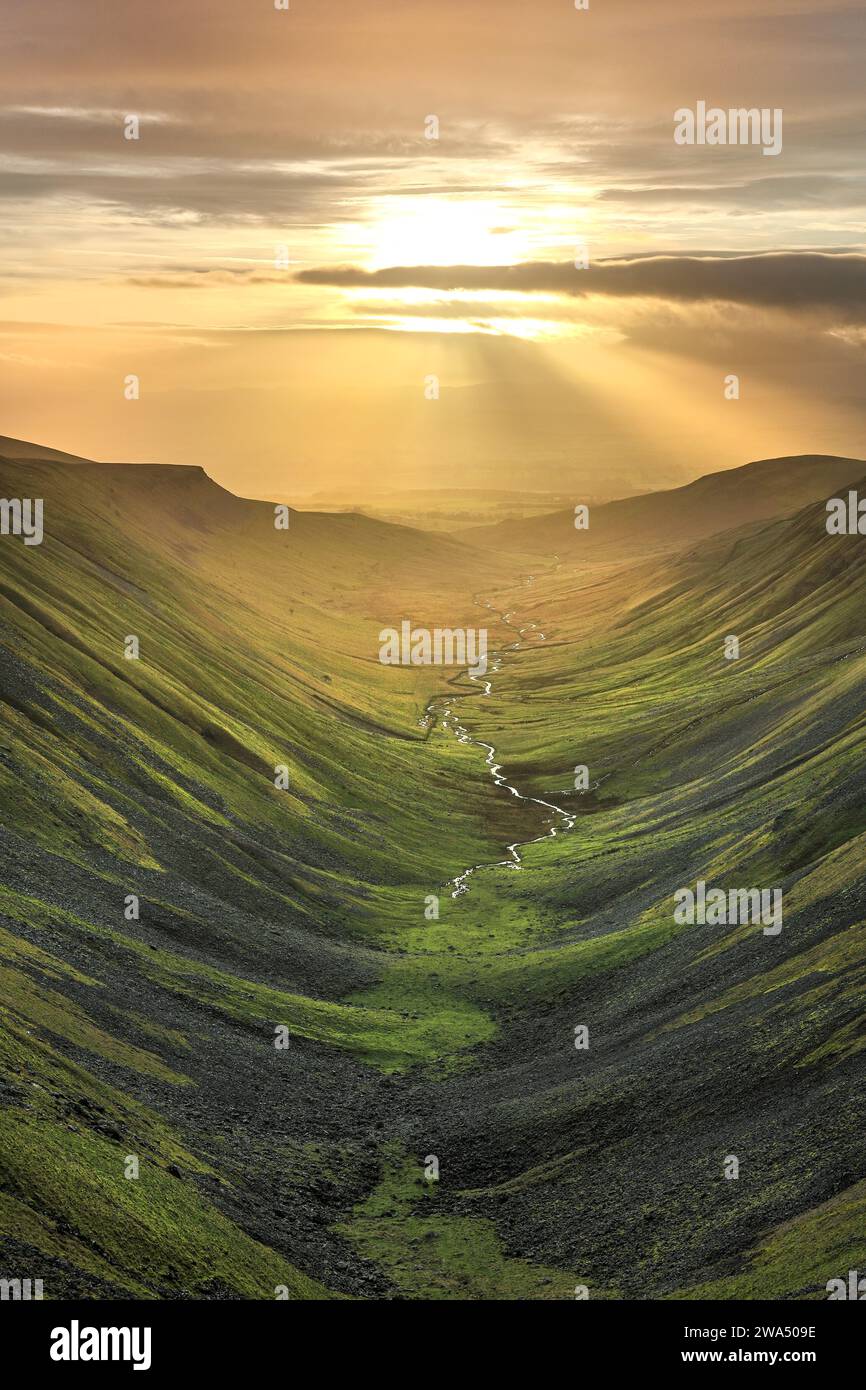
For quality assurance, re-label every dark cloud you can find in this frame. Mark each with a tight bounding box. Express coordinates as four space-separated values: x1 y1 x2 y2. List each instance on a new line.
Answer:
297 252 866 317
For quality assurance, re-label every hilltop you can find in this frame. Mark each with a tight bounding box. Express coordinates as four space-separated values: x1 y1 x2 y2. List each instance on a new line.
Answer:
463 454 866 557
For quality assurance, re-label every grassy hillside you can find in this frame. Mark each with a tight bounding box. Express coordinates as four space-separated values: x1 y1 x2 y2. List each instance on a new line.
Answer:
426 483 866 1297
2 443 866 1299
0 434 94 466
464 454 866 558
0 451 523 1297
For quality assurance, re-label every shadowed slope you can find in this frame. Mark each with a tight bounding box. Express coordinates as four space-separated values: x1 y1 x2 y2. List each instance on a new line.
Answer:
412 482 866 1297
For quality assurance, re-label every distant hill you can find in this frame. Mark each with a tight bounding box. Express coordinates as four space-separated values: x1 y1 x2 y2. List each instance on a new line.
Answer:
463 454 866 556
282 486 614 532
0 434 95 466
0 443 493 605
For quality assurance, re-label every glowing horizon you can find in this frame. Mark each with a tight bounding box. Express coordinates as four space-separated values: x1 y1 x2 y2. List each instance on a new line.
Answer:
2 0 866 500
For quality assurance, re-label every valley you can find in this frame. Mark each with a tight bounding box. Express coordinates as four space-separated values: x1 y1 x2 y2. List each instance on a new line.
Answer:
2 440 866 1300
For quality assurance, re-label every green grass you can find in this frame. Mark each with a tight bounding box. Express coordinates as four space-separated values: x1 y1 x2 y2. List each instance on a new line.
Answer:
671 1178 866 1300
0 1111 330 1299
337 1145 598 1300
3 456 866 1298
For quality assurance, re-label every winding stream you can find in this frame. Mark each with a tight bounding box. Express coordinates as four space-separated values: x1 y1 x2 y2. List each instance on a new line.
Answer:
422 576 576 898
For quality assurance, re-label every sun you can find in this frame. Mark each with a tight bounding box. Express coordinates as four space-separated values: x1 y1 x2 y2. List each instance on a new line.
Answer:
363 196 528 269
341 192 586 338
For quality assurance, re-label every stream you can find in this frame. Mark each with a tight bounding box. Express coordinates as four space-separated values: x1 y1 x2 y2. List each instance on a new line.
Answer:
422 575 576 898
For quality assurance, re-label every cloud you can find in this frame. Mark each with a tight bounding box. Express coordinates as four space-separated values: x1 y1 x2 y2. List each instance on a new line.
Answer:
596 175 866 210
3 105 175 123
125 268 299 289
297 252 866 317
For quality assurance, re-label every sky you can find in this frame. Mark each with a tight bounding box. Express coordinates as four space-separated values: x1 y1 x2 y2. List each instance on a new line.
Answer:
1 0 866 500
